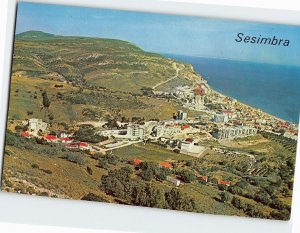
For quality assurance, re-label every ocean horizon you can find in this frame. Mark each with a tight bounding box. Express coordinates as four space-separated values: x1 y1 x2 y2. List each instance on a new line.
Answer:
163 53 300 124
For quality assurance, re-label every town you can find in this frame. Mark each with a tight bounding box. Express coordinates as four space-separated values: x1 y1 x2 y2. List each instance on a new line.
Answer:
11 80 298 189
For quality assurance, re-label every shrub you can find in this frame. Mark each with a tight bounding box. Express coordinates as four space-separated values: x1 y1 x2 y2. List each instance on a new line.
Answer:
31 164 39 169
6 132 22 147
220 192 230 203
254 192 272 205
81 193 106 202
41 169 53 175
63 153 87 166
178 170 196 183
231 196 243 209
87 166 93 175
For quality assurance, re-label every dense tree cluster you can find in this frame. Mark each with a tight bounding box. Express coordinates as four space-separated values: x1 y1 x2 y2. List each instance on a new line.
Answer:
101 167 197 212
62 152 87 166
73 126 108 143
139 162 171 182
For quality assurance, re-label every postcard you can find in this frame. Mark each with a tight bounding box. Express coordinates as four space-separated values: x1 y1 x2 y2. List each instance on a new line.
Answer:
1 1 299 221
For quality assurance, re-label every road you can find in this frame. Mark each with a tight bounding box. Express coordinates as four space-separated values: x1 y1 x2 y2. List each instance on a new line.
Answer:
152 66 183 90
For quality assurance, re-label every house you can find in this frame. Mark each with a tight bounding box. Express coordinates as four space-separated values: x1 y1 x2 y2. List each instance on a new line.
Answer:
180 139 207 158
197 175 208 183
166 176 181 186
79 142 89 149
158 162 173 169
218 180 231 187
180 138 194 152
181 124 190 130
65 142 90 150
20 131 30 138
60 137 72 143
133 159 143 166
44 134 58 142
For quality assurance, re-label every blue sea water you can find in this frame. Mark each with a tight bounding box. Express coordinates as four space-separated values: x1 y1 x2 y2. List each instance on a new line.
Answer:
164 54 300 124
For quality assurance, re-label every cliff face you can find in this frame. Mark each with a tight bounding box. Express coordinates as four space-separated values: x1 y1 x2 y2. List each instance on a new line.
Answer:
13 31 200 93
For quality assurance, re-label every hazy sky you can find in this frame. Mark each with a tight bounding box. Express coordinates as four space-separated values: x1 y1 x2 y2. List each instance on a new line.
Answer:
16 2 300 66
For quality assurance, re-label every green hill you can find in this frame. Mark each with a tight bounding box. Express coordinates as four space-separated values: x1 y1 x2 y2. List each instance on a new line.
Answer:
8 31 201 124
12 31 200 92
16 31 57 40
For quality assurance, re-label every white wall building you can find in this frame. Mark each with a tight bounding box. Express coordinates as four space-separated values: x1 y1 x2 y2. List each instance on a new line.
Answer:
213 113 229 123
166 176 181 186
212 125 258 139
28 118 48 133
155 124 182 138
127 124 145 140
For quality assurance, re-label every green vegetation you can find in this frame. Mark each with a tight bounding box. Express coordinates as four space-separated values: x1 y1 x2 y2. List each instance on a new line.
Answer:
101 167 196 212
1 31 296 221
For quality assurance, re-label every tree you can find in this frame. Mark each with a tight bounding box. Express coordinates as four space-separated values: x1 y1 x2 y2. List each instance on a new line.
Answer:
270 199 285 210
269 210 290 220
186 160 194 167
42 91 51 108
231 196 243 209
141 169 154 181
220 191 230 203
178 170 196 183
165 188 196 212
62 152 87 166
87 166 93 175
254 191 272 205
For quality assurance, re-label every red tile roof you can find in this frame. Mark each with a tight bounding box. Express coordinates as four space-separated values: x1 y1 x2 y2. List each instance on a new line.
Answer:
20 131 30 137
44 135 57 140
197 175 208 182
61 137 71 142
181 124 190 129
133 159 143 166
185 137 194 143
159 162 173 169
218 180 231 186
79 142 89 148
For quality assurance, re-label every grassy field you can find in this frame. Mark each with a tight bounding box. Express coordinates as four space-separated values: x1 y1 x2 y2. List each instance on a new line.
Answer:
2 144 115 200
113 143 195 162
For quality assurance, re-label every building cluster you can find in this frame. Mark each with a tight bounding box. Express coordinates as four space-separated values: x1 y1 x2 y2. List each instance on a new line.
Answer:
212 125 258 140
19 118 92 151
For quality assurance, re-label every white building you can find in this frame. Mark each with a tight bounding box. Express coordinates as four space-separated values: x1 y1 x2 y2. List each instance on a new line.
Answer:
127 124 145 140
194 84 206 110
98 129 127 137
177 110 187 121
213 113 229 123
180 139 207 158
283 131 298 141
155 124 182 138
212 125 258 140
28 118 48 133
166 176 181 186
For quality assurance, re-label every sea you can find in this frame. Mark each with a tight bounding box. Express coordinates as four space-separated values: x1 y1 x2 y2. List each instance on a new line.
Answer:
164 54 300 124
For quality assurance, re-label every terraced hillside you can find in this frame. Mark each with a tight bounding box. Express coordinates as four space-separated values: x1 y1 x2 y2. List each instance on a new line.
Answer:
8 31 201 124
13 31 200 92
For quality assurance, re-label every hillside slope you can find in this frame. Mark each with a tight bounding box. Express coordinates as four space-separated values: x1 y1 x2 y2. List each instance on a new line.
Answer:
13 31 201 92
8 31 202 124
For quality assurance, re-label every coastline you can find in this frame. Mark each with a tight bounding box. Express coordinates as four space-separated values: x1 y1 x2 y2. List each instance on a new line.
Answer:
210 88 290 124
164 54 300 125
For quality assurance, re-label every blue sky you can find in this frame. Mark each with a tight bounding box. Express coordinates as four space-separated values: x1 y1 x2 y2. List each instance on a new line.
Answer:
16 2 300 66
